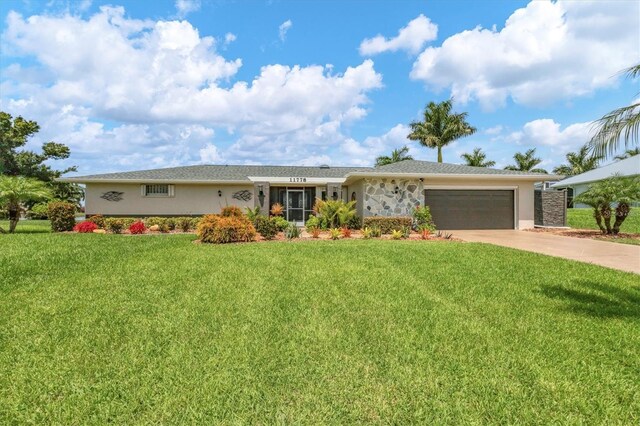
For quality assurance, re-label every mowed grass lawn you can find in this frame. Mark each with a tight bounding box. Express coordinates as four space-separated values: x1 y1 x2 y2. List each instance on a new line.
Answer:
1 233 639 423
568 208 640 233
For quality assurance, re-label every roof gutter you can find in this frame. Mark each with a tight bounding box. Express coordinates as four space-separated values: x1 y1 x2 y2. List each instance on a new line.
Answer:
56 178 251 185
343 172 563 184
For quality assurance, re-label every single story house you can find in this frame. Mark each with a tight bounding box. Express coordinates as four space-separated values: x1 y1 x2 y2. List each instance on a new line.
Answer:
551 155 639 207
60 160 559 230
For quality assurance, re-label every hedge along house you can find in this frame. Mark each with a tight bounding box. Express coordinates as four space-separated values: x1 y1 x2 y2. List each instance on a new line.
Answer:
60 160 560 230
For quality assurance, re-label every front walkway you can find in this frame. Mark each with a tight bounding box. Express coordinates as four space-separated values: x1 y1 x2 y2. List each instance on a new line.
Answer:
451 230 640 274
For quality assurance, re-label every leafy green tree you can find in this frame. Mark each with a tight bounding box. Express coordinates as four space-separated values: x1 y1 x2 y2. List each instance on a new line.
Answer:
0 175 51 233
504 148 548 174
589 63 640 158
573 175 640 234
460 147 495 167
613 147 640 161
375 146 413 167
407 99 476 163
552 145 601 176
0 111 83 206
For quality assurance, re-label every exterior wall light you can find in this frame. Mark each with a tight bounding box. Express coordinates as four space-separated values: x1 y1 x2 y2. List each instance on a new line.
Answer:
332 186 338 200
218 190 222 197
257 185 265 207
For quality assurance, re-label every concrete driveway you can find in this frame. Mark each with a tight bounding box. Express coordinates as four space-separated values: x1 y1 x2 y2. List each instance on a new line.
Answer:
451 230 640 274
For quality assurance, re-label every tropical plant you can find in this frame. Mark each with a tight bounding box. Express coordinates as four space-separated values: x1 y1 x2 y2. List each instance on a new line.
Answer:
271 216 289 231
28 202 49 219
0 175 51 233
361 227 373 239
310 227 321 238
312 199 356 229
589 63 640 158
573 175 640 234
197 214 256 244
73 221 98 233
270 203 284 216
47 201 76 232
412 206 435 231
613 147 640 161
129 221 147 234
340 226 351 238
460 147 495 167
407 99 476 163
86 214 106 228
305 215 320 232
245 206 262 223
375 146 414 167
329 228 341 240
284 223 300 240
104 218 125 234
552 145 601 176
390 229 404 240
221 206 244 218
504 148 548 173
419 226 431 240
369 226 382 238
254 216 278 240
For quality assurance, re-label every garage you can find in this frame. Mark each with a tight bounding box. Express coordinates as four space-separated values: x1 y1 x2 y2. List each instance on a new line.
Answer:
425 189 515 230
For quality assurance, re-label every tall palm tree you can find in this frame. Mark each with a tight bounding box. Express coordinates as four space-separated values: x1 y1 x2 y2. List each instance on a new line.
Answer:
552 145 602 176
504 148 548 174
589 63 640 158
375 146 413 167
407 99 476 163
613 147 640 161
0 175 51 233
460 147 495 167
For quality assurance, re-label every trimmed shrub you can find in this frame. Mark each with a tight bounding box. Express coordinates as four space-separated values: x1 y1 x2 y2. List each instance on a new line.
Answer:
175 217 193 232
28 203 49 219
362 217 412 234
254 216 278 240
197 214 256 244
272 216 289 232
190 217 201 230
412 206 435 231
345 215 361 230
166 217 177 231
284 223 300 240
74 220 98 233
145 217 170 232
48 202 76 232
105 218 125 234
86 214 105 228
221 206 244 218
305 215 320 232
129 221 146 234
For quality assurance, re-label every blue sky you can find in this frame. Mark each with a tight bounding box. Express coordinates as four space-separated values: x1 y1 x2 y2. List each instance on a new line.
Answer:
0 0 638 175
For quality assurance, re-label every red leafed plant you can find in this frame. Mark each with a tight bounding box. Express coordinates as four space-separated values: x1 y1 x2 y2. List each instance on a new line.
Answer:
74 220 98 233
129 221 147 234
340 226 351 238
311 227 321 238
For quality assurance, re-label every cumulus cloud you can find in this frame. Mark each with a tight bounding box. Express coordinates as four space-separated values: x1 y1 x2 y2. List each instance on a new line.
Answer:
359 14 438 56
223 32 236 48
506 119 593 155
175 0 201 18
410 0 639 110
278 19 292 42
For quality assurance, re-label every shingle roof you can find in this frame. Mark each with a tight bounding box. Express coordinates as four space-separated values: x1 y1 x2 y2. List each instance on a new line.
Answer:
353 160 551 176
62 164 371 182
551 155 640 187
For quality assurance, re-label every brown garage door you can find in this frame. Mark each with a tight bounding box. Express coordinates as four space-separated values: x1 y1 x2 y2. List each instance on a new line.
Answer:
425 189 514 229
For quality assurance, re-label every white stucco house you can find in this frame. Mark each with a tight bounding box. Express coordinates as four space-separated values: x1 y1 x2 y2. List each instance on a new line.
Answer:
60 160 561 230
551 155 640 207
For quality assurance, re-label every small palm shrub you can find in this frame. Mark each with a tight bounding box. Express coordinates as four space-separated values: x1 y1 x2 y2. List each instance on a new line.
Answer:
391 229 403 240
284 223 300 240
340 226 351 238
129 221 146 234
105 218 125 234
310 227 321 238
255 216 278 240
86 214 106 228
329 228 341 240
270 203 284 216
48 202 76 232
313 199 356 228
197 214 256 244
74 220 98 233
361 227 372 239
245 206 262 223
221 206 244 218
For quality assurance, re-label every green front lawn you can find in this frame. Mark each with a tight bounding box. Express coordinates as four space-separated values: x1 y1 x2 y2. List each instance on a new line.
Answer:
0 219 51 234
1 235 638 423
568 208 640 233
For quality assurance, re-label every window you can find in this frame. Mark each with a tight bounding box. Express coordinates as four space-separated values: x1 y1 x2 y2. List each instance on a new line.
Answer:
141 184 174 197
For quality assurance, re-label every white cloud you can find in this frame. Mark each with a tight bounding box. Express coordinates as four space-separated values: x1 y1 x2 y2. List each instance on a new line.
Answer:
410 0 639 110
484 125 503 135
175 0 201 18
278 19 292 42
505 119 592 155
223 32 236 48
359 14 438 56
199 144 223 163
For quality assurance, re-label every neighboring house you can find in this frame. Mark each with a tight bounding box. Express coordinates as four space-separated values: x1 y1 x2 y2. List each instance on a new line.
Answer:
551 155 640 207
60 160 560 230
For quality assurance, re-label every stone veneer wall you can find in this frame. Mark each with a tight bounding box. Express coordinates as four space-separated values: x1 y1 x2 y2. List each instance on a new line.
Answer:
534 189 567 227
363 178 423 217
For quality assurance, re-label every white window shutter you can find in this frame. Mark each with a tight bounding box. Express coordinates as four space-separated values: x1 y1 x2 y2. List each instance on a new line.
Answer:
169 185 175 197
141 184 146 196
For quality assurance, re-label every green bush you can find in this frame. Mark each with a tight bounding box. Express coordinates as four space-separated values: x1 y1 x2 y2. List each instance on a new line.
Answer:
197 214 256 244
412 206 435 231
272 216 289 231
284 223 300 240
104 218 125 234
313 199 356 228
145 217 170 232
391 229 404 240
305 215 320 232
221 206 244 218
166 217 177 231
28 203 49 219
47 202 76 232
369 226 382 238
345 215 361 229
245 206 262 223
255 216 278 240
86 214 105 228
175 217 195 232
329 228 341 240
362 217 412 234
361 227 372 239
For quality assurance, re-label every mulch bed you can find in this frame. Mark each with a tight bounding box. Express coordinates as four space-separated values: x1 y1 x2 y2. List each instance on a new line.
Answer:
527 227 640 242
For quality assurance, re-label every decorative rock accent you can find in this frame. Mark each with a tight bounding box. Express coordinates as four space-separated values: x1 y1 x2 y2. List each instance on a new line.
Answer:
535 190 567 227
363 178 423 217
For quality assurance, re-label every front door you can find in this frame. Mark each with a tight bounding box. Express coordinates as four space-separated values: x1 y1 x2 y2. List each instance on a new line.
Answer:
287 189 304 224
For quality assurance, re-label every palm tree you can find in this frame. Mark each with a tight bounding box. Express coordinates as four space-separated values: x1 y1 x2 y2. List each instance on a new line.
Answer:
613 147 640 161
407 99 476 163
504 148 548 174
460 147 495 167
589 63 640 158
0 176 51 233
552 145 601 176
375 146 414 167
